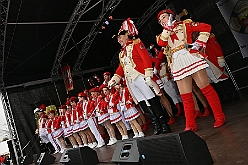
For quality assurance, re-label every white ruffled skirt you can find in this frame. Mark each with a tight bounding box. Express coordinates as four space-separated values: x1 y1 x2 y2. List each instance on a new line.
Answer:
171 49 208 81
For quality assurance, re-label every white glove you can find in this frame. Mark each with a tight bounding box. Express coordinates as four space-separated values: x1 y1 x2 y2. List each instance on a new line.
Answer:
153 68 158 75
108 74 121 88
190 40 206 51
167 14 174 27
145 77 153 87
217 57 225 67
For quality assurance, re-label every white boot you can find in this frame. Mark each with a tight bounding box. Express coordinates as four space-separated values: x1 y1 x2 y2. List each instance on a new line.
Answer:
73 145 78 148
95 142 105 148
133 133 139 138
138 132 145 137
122 135 129 140
107 138 117 146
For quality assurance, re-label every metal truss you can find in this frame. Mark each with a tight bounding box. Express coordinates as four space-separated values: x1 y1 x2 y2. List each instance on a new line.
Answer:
110 0 167 66
136 0 167 29
51 0 95 76
1 89 23 165
0 0 10 90
73 0 122 71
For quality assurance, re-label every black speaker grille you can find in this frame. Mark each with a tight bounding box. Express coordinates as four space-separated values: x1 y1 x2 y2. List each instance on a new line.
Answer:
137 134 187 165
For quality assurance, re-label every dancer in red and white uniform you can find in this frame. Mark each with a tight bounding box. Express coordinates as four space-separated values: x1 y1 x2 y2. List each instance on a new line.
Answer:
77 92 98 148
157 9 225 131
116 82 145 138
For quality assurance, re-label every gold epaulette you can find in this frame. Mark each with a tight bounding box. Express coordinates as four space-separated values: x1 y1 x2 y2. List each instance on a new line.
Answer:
133 38 141 44
183 19 193 24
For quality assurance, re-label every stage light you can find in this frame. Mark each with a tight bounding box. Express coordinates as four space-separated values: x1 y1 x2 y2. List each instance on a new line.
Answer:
109 16 113 20
101 26 106 30
104 20 110 25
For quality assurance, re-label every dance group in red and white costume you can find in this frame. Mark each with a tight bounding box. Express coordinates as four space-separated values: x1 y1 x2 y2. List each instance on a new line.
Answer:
35 8 228 153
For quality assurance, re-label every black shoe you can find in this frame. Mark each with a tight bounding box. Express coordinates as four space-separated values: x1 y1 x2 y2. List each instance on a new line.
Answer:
161 124 172 134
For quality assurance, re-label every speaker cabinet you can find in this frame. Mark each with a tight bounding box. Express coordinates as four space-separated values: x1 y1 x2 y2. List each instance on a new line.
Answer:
60 147 99 165
34 152 55 165
33 154 40 165
112 131 213 165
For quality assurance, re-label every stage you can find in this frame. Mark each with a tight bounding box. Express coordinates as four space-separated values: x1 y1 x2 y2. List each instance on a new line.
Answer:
31 93 248 165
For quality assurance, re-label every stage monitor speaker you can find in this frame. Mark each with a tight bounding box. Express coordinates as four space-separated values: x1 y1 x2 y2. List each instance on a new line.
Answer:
60 146 99 165
33 154 40 165
34 152 55 165
20 155 33 165
112 131 213 165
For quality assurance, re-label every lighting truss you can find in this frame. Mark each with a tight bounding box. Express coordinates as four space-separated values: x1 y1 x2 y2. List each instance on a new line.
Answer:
73 0 122 72
0 0 10 90
1 89 23 165
51 0 95 76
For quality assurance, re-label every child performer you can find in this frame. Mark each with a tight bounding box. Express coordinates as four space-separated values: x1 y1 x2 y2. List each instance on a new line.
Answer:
47 110 67 153
68 97 84 147
59 105 78 148
103 86 128 140
99 84 118 145
116 81 145 138
77 92 98 148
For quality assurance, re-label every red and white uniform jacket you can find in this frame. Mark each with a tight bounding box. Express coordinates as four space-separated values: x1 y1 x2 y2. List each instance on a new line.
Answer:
94 95 108 117
71 107 80 124
38 118 47 129
157 19 211 59
61 112 73 128
99 98 109 116
115 39 153 82
76 102 84 122
119 87 135 111
205 34 228 80
46 117 62 133
82 100 96 119
108 91 120 114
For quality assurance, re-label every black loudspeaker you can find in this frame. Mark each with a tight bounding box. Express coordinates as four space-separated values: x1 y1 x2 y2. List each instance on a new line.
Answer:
112 131 213 165
34 152 55 165
33 154 40 165
7 140 17 165
60 147 99 165
20 155 33 165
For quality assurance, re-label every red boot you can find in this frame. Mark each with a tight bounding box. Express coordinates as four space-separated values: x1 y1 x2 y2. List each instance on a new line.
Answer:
180 93 197 131
214 118 225 128
167 117 176 125
175 103 183 116
195 110 203 119
203 106 212 117
201 85 226 128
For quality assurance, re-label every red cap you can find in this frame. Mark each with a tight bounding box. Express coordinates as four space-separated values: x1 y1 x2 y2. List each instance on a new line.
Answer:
103 72 111 76
65 101 70 106
157 9 175 20
39 104 46 110
69 96 78 102
99 84 108 91
89 87 99 93
78 92 87 98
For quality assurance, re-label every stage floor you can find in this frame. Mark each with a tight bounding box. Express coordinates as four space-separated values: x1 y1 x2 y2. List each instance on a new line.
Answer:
33 92 248 165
